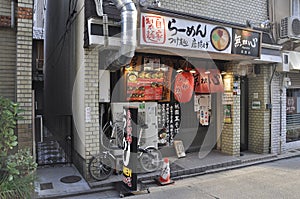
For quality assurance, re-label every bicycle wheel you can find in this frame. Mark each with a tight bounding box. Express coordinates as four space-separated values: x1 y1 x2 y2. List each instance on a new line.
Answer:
111 123 124 149
139 147 162 173
88 152 114 181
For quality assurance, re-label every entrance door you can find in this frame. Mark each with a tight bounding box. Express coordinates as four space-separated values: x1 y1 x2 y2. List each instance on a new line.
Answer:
240 77 248 151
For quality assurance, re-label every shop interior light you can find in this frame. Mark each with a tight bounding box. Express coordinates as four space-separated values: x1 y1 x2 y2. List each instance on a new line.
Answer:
176 68 184 73
189 68 196 73
204 70 211 75
221 71 227 75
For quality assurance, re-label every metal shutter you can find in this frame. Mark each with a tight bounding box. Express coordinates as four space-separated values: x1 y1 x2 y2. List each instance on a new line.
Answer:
0 29 16 100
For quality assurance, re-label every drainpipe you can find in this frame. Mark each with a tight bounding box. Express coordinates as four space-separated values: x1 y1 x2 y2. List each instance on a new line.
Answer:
11 0 15 28
106 0 137 70
268 64 276 154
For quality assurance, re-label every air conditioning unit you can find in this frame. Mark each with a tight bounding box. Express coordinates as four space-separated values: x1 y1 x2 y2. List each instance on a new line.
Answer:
280 16 300 39
87 18 121 47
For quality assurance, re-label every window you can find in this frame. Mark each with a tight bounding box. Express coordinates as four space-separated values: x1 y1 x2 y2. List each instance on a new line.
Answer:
286 89 300 142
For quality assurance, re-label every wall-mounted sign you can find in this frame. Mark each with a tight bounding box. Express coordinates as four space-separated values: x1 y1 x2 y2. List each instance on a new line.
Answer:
224 104 232 124
140 13 261 58
222 92 233 104
231 29 261 57
140 13 232 54
252 101 261 110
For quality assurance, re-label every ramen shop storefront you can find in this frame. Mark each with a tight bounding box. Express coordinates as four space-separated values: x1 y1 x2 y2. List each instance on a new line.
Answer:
110 10 262 157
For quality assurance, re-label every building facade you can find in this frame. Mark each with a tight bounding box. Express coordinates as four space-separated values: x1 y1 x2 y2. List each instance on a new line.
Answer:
0 0 34 150
44 0 300 181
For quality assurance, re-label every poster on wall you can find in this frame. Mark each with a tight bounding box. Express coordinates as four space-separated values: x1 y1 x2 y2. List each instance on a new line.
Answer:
287 97 297 114
224 104 232 123
222 92 233 104
194 95 211 126
126 56 173 102
157 102 181 145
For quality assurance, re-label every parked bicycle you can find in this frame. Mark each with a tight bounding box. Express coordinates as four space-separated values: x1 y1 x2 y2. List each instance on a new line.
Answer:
137 124 162 173
89 105 163 181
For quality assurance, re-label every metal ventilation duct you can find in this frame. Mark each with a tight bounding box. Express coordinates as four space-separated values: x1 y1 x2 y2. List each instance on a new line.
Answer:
105 0 137 70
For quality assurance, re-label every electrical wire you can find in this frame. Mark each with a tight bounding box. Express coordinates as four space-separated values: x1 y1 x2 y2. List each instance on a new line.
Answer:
45 2 84 70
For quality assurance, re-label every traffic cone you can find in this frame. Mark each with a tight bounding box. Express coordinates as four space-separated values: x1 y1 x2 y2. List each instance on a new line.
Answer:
156 158 174 186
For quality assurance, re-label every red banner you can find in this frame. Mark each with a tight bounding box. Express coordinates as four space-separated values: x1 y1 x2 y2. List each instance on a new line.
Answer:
194 68 224 93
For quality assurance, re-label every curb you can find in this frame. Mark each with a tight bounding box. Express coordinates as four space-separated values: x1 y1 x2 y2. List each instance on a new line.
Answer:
35 152 300 198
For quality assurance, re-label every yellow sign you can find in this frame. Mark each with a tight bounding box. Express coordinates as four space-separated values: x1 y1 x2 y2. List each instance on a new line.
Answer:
123 166 132 177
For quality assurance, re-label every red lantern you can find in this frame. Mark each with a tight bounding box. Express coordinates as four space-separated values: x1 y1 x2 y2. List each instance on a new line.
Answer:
174 71 194 103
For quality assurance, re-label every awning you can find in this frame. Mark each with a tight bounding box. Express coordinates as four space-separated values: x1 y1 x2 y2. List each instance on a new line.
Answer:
289 51 300 70
253 44 282 63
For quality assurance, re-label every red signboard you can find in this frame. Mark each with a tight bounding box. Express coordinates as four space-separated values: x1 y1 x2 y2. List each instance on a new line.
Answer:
194 68 224 93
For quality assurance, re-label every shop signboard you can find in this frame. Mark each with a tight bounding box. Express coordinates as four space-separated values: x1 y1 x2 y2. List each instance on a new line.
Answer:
231 29 261 57
122 107 138 192
140 13 232 54
140 13 261 58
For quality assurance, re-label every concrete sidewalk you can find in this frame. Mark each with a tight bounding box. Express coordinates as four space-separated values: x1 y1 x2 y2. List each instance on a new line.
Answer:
34 148 300 198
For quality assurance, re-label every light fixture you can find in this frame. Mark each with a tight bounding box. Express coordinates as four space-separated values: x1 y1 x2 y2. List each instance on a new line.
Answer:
221 71 227 75
204 70 210 75
246 19 273 30
260 20 272 29
189 68 196 74
176 68 183 73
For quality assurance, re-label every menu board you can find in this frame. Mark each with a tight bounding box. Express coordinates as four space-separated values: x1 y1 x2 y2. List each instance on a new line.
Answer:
126 56 173 102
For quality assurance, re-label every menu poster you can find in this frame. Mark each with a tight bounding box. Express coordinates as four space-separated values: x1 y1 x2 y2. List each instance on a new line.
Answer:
158 102 181 145
126 56 173 102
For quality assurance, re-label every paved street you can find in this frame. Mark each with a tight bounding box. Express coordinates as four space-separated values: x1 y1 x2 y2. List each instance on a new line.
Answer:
65 157 300 199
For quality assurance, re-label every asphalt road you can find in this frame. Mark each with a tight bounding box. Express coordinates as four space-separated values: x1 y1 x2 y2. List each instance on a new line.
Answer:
64 157 300 199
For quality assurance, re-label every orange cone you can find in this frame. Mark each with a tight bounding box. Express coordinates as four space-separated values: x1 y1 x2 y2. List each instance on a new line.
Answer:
157 158 174 186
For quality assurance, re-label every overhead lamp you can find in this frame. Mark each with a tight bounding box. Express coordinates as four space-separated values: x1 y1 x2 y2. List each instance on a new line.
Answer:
246 19 273 30
204 70 211 75
189 69 196 74
221 71 227 75
176 68 184 73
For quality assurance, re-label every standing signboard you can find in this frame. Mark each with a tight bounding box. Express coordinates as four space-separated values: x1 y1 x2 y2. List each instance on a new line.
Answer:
122 107 138 193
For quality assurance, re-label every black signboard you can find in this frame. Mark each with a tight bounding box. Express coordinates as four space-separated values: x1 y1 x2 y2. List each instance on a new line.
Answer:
122 107 138 191
231 28 261 57
158 102 181 145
